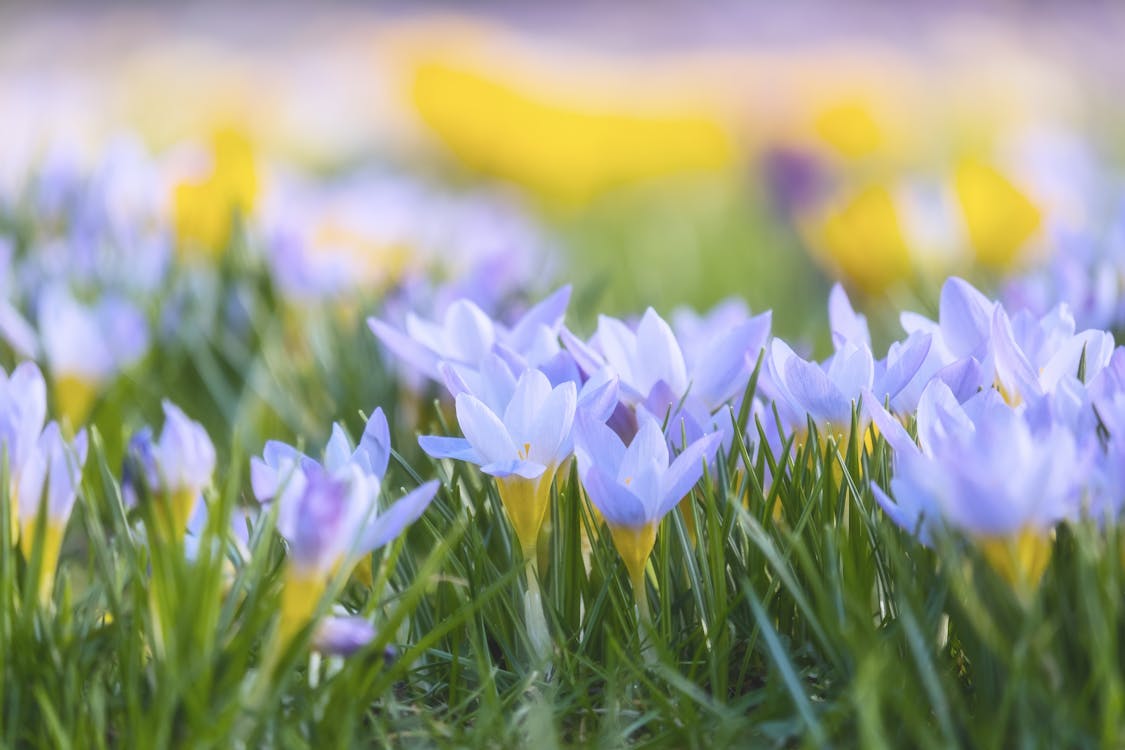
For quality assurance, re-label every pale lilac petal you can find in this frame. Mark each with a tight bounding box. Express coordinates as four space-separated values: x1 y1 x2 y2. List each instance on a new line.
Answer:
939 277 994 358
826 342 875 397
503 369 553 447
455 394 517 465
368 317 440 381
444 300 495 364
418 436 482 463
619 415 668 484
690 314 770 407
828 283 871 350
991 307 1043 402
324 424 352 473
506 285 571 353
574 412 627 477
314 616 376 657
527 381 576 465
560 326 607 377
355 408 390 479
877 331 932 401
658 431 722 516
635 308 688 397
582 465 647 528
782 356 851 426
358 480 440 552
576 368 620 422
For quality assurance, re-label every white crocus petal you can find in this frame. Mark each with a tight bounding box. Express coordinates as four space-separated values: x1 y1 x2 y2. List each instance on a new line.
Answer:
324 424 353 474
503 370 553 448
526 381 576 466
635 308 689 397
455 394 518 466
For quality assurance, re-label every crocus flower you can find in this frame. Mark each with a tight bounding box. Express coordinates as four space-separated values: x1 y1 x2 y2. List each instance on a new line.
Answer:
125 401 215 543
37 285 148 427
0 362 49 543
368 285 571 385
252 409 438 650
16 422 88 604
420 368 576 558
868 381 1085 593
562 305 770 445
574 411 721 617
271 461 437 651
766 287 930 441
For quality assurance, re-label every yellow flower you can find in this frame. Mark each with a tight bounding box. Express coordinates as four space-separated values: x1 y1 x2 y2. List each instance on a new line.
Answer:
804 184 913 295
172 127 259 257
407 56 737 205
977 526 1053 595
953 159 1041 270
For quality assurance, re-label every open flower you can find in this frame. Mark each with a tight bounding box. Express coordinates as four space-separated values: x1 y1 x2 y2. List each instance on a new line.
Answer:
37 285 149 427
562 304 769 445
574 412 721 617
420 368 576 558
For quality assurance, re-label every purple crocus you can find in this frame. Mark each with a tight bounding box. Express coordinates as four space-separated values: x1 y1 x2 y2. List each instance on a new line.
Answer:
574 411 721 616
258 409 438 652
420 368 576 558
867 380 1085 592
368 285 571 385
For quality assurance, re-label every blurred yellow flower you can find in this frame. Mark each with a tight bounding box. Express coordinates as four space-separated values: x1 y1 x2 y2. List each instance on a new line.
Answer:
978 526 1052 595
805 184 913 295
172 127 259 257
953 159 1041 270
408 58 737 205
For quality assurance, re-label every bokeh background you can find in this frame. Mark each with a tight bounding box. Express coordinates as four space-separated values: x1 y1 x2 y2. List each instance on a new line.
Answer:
3 3 1125 452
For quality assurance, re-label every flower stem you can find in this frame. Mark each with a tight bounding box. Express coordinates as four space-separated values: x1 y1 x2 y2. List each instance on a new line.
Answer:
523 552 551 664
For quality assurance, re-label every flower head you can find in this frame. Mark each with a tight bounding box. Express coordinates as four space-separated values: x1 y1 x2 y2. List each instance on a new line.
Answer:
126 401 215 543
420 368 576 556
574 411 721 598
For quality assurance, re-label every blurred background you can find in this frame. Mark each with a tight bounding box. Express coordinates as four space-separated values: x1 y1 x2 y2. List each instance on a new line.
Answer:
2 3 1124 454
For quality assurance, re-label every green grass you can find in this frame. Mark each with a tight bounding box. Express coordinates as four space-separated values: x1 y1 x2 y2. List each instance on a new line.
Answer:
2 183 1122 748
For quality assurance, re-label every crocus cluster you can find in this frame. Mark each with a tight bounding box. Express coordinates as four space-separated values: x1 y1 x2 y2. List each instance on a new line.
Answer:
396 286 754 629
397 272 1125 609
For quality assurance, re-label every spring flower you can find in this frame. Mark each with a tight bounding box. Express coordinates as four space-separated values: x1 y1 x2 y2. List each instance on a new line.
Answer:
0 362 86 603
270 462 437 652
766 287 930 440
902 277 1115 407
0 362 48 542
125 401 215 543
868 381 1084 593
420 368 576 558
369 285 571 385
37 285 149 427
1004 208 1125 331
575 411 721 619
16 422 88 605
562 305 769 442
171 126 258 257
252 409 438 650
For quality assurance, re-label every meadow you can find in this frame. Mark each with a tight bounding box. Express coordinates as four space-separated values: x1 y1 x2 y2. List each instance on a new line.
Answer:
2 6 1125 748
